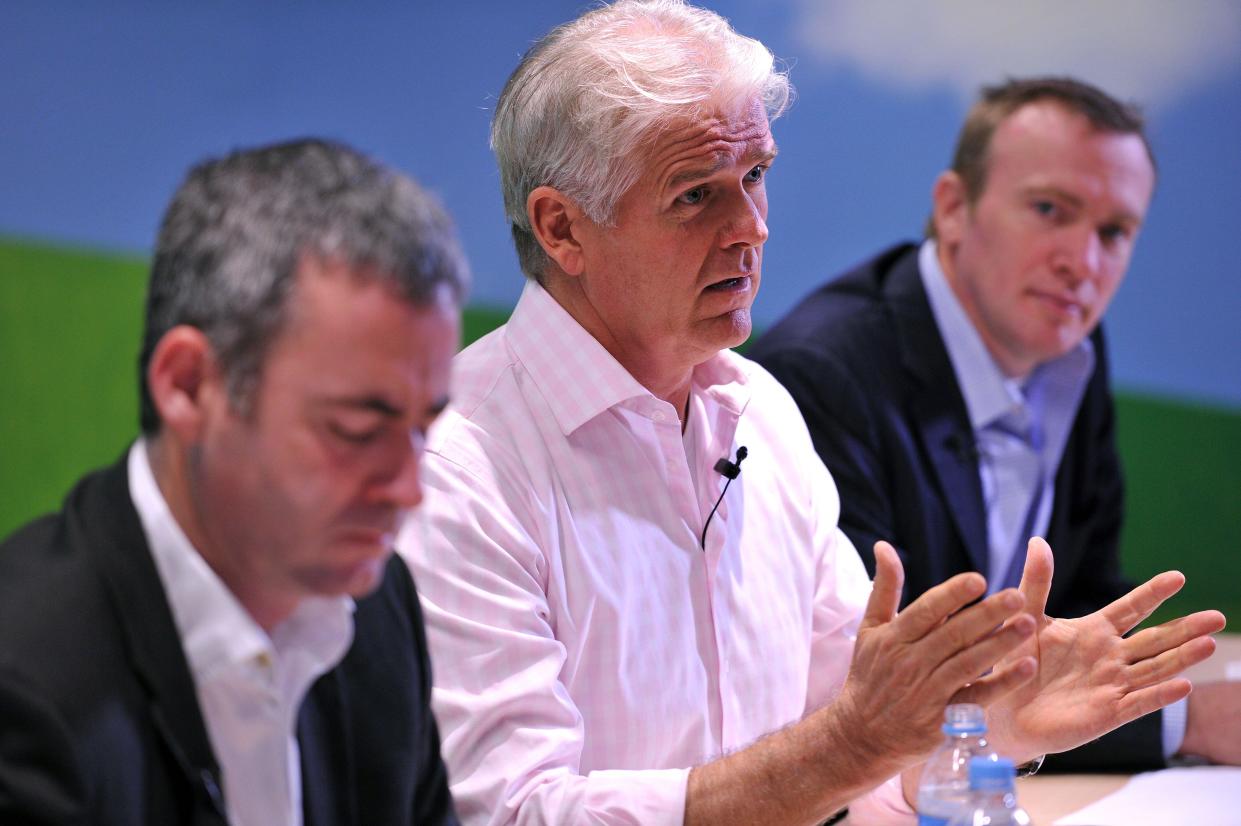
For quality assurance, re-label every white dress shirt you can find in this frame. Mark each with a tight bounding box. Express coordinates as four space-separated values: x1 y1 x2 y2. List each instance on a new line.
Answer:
128 440 354 826
400 282 911 824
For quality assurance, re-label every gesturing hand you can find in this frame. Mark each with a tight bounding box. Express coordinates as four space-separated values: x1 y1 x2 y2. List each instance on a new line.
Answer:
830 541 1038 778
987 537 1227 762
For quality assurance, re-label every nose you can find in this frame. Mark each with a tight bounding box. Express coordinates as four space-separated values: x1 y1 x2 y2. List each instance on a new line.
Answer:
1054 227 1102 286
375 431 425 511
723 190 769 249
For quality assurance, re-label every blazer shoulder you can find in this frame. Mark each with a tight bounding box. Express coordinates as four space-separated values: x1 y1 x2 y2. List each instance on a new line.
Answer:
752 242 918 363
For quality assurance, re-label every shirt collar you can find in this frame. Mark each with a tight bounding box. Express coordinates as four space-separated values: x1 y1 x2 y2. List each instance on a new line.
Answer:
128 440 353 683
507 280 751 435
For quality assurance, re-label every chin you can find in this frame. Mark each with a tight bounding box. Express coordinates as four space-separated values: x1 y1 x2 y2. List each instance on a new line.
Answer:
345 553 391 596
717 309 753 345
306 551 391 599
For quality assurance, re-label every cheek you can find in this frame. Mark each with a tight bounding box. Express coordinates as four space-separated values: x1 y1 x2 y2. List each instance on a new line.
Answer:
240 426 345 530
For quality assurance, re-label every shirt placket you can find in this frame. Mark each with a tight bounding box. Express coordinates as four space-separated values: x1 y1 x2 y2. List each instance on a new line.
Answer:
649 401 730 746
698 412 741 750
238 651 294 826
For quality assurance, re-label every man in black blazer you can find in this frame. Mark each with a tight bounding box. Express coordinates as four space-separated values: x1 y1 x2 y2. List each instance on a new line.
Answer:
0 139 463 824
753 77 1240 770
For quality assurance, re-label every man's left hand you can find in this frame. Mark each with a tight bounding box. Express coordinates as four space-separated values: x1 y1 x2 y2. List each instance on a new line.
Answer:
986 537 1227 762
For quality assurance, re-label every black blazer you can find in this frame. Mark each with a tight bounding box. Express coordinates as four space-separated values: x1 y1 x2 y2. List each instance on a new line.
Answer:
0 455 458 825
751 243 1163 771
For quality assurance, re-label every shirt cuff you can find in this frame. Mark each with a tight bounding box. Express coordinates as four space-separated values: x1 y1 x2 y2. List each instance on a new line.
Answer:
583 767 689 825
1162 696 1188 758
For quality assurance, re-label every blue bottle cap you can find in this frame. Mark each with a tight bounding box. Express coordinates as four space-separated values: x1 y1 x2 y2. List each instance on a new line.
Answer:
968 756 1016 792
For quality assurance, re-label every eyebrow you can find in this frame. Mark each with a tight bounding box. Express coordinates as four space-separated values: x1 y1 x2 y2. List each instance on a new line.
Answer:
1025 185 1084 209
666 144 779 190
325 393 452 419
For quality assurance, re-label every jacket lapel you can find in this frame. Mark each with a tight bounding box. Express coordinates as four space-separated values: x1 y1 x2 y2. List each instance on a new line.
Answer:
299 668 357 826
885 252 991 574
69 457 229 823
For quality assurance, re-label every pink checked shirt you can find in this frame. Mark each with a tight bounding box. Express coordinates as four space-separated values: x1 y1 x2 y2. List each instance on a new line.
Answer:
400 282 911 824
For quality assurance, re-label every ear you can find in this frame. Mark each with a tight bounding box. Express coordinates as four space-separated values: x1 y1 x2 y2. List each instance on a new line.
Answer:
527 185 587 277
146 326 226 445
931 170 969 248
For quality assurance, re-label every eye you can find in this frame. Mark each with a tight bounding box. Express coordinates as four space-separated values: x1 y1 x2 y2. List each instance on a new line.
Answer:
745 164 767 184
328 419 383 445
1032 199 1058 219
678 186 707 206
1098 224 1130 246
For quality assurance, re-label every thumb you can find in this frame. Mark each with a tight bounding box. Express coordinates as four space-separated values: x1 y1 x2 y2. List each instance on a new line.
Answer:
1017 536 1054 617
862 540 905 629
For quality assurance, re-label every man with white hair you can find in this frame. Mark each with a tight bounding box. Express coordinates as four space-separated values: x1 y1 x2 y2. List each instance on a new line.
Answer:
401 2 1224 822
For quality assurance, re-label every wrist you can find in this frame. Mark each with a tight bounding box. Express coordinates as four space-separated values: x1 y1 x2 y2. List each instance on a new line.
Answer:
815 694 901 789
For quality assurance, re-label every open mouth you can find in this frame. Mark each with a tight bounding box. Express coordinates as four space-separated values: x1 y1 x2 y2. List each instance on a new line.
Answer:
706 275 751 292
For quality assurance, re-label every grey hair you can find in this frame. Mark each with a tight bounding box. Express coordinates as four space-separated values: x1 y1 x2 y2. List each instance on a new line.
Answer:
138 138 470 433
492 0 790 282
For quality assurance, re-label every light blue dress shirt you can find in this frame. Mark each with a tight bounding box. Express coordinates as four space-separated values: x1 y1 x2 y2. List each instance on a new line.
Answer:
917 240 1184 757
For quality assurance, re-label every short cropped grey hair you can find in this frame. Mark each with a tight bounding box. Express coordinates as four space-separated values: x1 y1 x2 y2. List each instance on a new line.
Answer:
492 0 790 282
138 138 470 433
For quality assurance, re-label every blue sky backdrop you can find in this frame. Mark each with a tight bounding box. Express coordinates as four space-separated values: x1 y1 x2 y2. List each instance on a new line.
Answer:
3 0 1238 408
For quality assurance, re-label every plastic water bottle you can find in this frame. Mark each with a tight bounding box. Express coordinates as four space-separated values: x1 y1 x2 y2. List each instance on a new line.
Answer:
916 703 996 826
947 756 1032 825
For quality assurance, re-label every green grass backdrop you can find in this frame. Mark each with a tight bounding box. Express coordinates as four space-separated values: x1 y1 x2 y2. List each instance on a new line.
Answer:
3 237 1238 624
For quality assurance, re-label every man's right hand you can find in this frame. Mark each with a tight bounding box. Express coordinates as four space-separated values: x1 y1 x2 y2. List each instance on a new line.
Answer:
686 542 1039 826
828 541 1038 782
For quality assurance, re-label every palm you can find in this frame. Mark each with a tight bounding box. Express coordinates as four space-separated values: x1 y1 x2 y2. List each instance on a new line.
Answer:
986 538 1224 762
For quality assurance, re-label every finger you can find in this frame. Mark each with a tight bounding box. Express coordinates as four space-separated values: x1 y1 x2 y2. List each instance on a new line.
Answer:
921 588 1026 659
1100 571 1187 635
1017 537 1054 618
1125 610 1226 662
1126 635 1218 690
893 571 987 642
932 613 1037 689
1116 678 1195 727
861 541 905 630
951 656 1038 708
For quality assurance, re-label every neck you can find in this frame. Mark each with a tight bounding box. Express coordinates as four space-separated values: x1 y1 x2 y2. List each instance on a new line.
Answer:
543 277 694 428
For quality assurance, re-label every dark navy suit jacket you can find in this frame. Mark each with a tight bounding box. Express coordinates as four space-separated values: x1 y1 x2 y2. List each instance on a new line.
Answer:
0 455 458 824
751 242 1163 771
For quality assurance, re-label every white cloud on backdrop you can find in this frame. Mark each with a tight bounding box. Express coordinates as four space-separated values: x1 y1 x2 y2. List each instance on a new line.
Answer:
791 0 1241 110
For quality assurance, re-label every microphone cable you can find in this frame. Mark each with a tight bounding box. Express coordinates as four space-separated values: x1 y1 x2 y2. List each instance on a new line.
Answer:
700 446 748 551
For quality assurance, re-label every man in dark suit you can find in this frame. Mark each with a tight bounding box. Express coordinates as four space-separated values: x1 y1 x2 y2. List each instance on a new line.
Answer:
753 77 1240 771
0 139 463 824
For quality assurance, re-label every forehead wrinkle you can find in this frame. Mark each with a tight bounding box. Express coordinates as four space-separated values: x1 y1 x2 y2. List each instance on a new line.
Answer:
653 121 775 193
